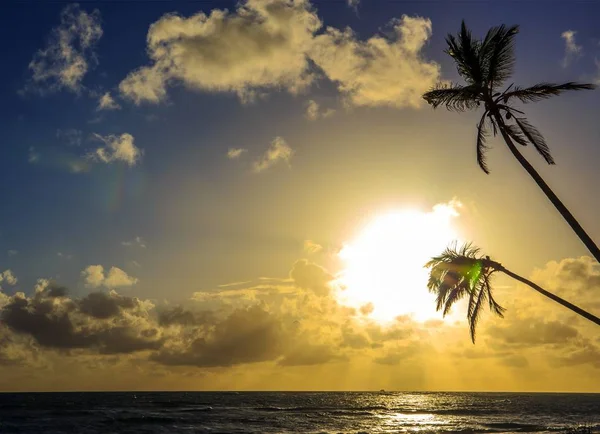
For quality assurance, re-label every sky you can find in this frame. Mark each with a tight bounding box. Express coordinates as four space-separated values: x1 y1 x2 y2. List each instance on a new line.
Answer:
0 0 599 392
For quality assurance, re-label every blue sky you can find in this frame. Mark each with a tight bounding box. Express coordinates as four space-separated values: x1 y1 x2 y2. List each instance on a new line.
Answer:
0 0 599 390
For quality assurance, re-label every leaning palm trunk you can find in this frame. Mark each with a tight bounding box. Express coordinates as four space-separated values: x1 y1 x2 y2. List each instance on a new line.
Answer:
496 263 600 327
426 243 600 343
491 111 600 263
423 22 599 263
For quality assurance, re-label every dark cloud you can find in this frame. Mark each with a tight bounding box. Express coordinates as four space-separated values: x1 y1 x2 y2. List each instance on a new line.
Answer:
1 288 162 354
487 318 579 347
158 306 205 327
152 305 288 367
550 339 600 369
78 291 138 319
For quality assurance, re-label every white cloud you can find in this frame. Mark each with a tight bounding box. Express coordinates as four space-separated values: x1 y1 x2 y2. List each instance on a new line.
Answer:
561 30 582 68
119 0 321 104
227 148 247 159
118 2 439 110
310 15 440 108
97 92 121 111
7 250 18 257
122 236 147 248
305 99 335 120
253 137 294 173
90 133 142 166
82 265 138 288
27 4 102 93
0 270 17 286
82 265 104 288
104 267 139 288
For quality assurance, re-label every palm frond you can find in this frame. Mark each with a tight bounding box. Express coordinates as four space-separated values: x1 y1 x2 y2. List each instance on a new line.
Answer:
425 243 506 343
468 279 488 343
476 112 491 174
515 118 555 165
502 82 596 104
445 21 483 85
487 280 506 317
504 124 529 147
480 24 519 88
423 83 482 111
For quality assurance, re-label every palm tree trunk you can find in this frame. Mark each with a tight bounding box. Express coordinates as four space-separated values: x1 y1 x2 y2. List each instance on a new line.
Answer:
492 112 600 264
490 262 600 326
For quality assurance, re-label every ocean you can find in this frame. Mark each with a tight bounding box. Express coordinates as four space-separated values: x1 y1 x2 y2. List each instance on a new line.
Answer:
0 391 597 433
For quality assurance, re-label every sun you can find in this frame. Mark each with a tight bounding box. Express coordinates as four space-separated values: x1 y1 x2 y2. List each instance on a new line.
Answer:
334 201 463 322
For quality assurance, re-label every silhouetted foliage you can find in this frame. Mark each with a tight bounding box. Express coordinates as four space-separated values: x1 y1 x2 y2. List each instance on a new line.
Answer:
423 21 600 265
425 243 600 343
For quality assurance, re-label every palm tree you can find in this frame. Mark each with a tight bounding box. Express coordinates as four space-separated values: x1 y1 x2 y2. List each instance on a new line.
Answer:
422 22 599 263
425 243 600 343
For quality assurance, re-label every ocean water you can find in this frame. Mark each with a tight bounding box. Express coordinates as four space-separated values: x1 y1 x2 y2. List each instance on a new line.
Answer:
0 392 597 433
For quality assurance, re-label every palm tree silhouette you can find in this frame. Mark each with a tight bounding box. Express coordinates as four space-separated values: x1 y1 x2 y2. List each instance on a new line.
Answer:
423 22 599 263
425 243 600 343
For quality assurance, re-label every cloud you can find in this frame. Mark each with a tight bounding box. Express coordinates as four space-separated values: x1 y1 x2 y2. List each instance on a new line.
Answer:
7 250 18 257
90 133 142 166
253 137 293 172
227 148 247 159
78 291 140 319
1 285 161 354
97 92 121 111
152 305 288 367
119 0 321 104
304 99 335 120
310 15 440 108
290 259 333 296
0 270 18 287
121 236 147 248
529 256 600 313
82 265 138 288
561 30 582 67
347 0 360 11
28 147 40 164
359 302 374 315
305 99 320 121
551 339 600 369
5 252 599 389
119 1 438 110
303 240 323 254
26 4 102 93
56 128 83 146
487 318 580 347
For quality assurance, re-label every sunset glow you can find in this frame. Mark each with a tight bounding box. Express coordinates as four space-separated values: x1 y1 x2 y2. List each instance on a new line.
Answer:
335 202 462 322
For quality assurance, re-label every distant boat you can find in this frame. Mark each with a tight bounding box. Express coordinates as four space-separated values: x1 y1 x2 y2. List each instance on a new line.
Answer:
379 389 385 392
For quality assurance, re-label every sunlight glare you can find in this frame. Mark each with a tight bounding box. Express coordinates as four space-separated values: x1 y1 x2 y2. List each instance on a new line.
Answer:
334 201 462 322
